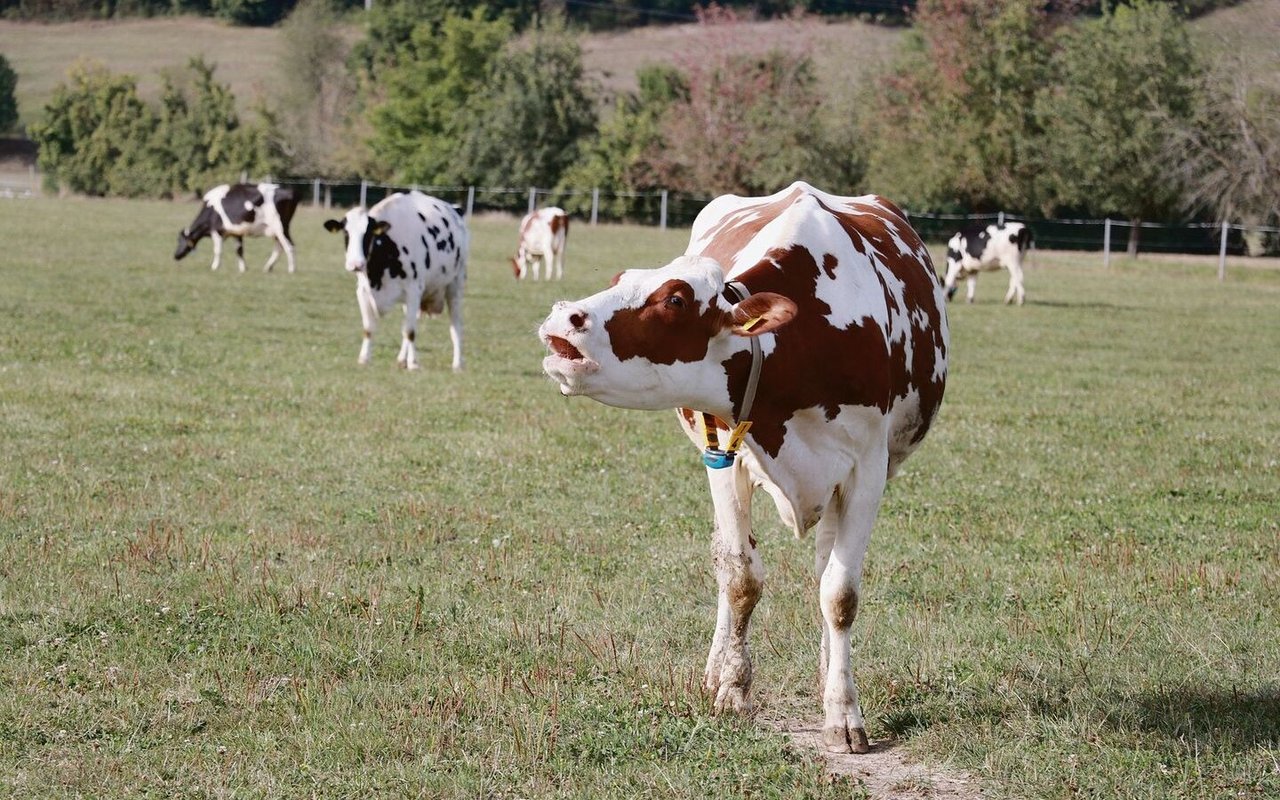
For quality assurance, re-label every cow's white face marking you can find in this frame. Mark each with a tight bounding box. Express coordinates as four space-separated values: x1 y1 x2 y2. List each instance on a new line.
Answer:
336 208 372 272
540 256 737 412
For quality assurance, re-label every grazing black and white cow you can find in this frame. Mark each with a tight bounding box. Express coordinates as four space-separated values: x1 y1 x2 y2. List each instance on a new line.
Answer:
942 221 1031 305
174 183 298 273
323 191 468 371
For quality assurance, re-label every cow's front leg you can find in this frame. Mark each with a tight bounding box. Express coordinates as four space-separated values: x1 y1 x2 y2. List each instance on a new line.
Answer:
210 232 224 271
399 296 422 370
234 237 247 273
703 461 762 714
356 288 377 365
816 446 888 754
263 242 281 272
965 276 978 303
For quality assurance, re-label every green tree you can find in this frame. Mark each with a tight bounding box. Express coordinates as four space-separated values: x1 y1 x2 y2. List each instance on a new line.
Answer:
1035 1 1203 255
557 65 684 220
452 20 597 192
153 57 284 195
29 61 159 196
276 0 359 176
862 0 1059 213
1167 61 1280 243
0 54 18 133
367 9 513 184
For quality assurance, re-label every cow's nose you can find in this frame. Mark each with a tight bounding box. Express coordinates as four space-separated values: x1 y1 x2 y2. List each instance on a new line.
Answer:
569 310 588 331
551 301 590 332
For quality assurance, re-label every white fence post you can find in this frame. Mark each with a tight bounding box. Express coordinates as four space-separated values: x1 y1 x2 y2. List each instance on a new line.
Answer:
660 190 668 231
591 188 599 226
528 187 537 215
359 179 368 208
997 210 1005 226
466 186 475 219
1103 218 1112 269
312 178 320 206
1218 221 1229 282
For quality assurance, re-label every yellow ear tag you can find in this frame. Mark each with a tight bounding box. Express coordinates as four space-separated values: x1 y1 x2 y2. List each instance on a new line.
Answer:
726 421 752 452
740 315 763 332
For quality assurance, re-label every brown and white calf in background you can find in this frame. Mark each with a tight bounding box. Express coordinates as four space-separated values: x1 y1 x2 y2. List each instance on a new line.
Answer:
539 182 949 754
512 207 569 281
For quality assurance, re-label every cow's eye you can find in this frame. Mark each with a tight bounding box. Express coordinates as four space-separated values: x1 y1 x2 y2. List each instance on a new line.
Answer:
665 295 685 309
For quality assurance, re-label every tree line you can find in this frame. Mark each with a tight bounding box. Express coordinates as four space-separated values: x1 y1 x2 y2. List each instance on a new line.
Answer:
12 0 1280 252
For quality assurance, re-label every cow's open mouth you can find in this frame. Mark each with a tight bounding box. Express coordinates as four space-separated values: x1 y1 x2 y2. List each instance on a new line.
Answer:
546 335 584 361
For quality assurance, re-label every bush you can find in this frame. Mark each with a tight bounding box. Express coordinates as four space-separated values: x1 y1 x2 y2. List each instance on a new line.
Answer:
0 54 17 133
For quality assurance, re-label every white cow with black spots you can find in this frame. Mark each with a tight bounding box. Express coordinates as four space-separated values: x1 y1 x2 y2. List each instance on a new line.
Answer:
323 191 468 370
942 221 1031 305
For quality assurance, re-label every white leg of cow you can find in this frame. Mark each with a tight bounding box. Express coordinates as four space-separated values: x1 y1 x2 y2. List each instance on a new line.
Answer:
263 242 281 272
965 276 977 304
1005 260 1026 305
818 446 888 754
553 248 564 280
356 287 377 365
233 237 247 273
210 232 223 271
399 293 421 370
446 277 465 372
703 461 763 714
282 236 296 273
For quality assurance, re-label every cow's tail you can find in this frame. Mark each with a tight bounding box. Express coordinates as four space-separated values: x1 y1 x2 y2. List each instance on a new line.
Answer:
1015 225 1033 253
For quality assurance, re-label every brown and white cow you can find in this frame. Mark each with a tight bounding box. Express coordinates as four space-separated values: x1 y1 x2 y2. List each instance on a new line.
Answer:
538 182 948 753
512 207 569 280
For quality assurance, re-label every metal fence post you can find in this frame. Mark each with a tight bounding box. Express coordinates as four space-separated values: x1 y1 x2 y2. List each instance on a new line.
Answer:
359 179 368 208
660 190 668 231
466 186 475 219
1103 218 1111 269
528 187 537 215
312 178 320 207
1218 221 1229 282
998 210 1005 226
591 188 599 226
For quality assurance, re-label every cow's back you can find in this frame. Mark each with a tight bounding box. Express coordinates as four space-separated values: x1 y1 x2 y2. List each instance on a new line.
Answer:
368 191 468 297
686 182 948 472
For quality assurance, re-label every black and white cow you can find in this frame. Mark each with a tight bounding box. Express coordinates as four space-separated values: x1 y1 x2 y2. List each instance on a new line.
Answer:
942 221 1031 305
323 191 468 371
174 183 298 273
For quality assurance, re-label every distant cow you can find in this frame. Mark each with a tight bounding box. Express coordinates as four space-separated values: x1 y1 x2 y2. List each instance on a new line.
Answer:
175 183 298 273
323 191 468 371
539 182 949 754
512 207 569 280
942 221 1031 305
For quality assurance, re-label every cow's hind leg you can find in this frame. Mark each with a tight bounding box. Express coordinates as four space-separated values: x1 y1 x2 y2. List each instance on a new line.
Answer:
263 241 282 272
1004 260 1026 305
965 276 978 303
703 461 762 714
817 444 888 754
445 276 464 372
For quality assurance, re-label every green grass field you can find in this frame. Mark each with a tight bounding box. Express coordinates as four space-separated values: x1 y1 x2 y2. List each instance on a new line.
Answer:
1 196 1277 799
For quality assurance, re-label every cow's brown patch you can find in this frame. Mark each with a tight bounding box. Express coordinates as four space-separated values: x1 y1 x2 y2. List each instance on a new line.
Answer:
605 279 732 365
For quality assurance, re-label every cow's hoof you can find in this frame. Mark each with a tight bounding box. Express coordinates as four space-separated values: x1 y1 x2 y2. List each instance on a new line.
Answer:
822 723 871 754
713 684 752 715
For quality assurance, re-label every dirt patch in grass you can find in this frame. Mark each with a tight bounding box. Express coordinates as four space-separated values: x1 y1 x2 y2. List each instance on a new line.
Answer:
771 717 985 800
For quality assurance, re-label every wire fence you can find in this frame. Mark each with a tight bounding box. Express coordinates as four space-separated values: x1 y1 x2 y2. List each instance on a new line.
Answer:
278 177 1280 263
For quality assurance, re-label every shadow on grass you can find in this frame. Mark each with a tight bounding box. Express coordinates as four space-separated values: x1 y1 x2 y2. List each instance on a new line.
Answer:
1114 685 1280 752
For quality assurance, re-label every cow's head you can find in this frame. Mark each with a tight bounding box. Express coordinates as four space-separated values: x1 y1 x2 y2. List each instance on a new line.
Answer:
173 229 198 261
538 256 796 411
323 208 394 274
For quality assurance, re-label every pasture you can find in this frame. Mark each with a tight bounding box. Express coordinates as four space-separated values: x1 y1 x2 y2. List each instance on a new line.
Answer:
1 196 1277 799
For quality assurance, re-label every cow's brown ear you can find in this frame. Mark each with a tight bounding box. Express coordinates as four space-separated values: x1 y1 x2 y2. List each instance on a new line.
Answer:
371 220 391 236
729 292 797 337
323 219 344 233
